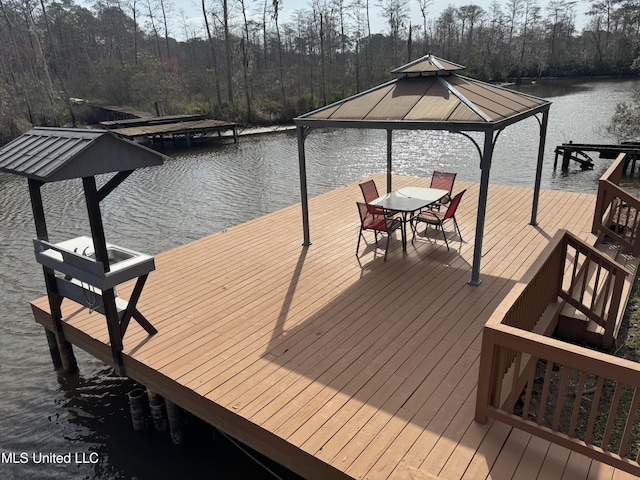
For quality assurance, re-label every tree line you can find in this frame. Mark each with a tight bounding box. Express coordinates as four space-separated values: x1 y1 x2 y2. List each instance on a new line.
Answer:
0 0 639 145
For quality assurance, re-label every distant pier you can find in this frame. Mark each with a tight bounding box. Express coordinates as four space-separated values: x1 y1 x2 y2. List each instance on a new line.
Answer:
100 113 238 147
555 141 640 172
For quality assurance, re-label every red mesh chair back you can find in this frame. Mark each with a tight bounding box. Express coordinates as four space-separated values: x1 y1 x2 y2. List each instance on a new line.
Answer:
443 189 465 221
430 171 456 192
359 180 379 204
430 171 456 204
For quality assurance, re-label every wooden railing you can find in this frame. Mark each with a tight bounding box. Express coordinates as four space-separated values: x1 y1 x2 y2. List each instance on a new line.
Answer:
476 229 637 475
476 322 640 476
560 232 629 347
593 153 640 256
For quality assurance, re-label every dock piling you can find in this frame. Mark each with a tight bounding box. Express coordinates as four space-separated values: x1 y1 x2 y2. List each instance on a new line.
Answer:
45 329 63 370
147 390 168 433
165 400 184 445
58 337 78 373
128 388 147 432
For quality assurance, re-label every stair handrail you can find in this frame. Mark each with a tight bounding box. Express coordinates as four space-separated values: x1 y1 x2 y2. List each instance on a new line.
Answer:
593 153 640 256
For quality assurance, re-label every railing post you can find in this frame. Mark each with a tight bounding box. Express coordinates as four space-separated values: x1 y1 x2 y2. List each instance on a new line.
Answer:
475 326 496 423
603 271 627 349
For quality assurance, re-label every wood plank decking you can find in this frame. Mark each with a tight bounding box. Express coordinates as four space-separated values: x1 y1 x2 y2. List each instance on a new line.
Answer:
30 174 637 480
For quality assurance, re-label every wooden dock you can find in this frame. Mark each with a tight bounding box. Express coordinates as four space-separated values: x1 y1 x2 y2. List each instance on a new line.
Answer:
30 174 637 480
98 113 239 146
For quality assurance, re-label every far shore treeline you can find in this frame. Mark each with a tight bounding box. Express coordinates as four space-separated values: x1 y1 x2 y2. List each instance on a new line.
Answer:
0 0 639 145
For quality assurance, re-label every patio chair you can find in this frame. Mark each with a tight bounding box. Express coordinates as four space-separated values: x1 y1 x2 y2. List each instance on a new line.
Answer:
356 202 404 261
359 179 400 217
359 179 380 204
411 189 466 250
429 171 457 210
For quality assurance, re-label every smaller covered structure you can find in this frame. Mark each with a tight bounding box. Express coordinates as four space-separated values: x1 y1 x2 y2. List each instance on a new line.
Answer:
0 127 166 375
294 55 552 284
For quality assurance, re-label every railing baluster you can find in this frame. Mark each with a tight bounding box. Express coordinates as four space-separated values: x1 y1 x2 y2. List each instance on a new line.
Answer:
522 357 537 421
552 365 570 432
602 382 624 449
579 251 590 304
538 360 554 426
631 207 640 241
585 376 605 445
619 386 640 458
570 247 579 293
599 266 613 324
507 351 523 414
568 371 587 437
590 260 602 313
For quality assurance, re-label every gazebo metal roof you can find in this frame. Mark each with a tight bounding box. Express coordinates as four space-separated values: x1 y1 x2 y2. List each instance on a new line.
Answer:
295 55 549 131
293 54 552 285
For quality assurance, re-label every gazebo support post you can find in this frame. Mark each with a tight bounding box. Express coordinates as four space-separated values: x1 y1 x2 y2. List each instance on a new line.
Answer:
470 131 495 286
297 126 311 247
28 178 78 373
530 110 549 226
386 130 393 193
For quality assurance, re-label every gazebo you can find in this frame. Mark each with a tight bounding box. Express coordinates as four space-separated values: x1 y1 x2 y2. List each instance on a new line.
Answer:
293 55 552 285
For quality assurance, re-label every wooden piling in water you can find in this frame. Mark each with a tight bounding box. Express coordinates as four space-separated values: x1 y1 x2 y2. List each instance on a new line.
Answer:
147 390 168 433
165 400 184 445
44 329 63 370
128 388 147 432
57 337 78 373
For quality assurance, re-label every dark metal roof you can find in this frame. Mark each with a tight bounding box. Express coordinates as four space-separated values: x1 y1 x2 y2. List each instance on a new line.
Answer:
0 127 165 182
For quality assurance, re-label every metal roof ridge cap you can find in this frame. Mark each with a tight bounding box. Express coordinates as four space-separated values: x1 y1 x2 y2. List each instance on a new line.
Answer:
437 76 492 122
430 56 446 72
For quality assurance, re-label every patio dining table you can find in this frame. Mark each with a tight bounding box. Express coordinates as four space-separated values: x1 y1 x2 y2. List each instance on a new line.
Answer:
370 186 448 250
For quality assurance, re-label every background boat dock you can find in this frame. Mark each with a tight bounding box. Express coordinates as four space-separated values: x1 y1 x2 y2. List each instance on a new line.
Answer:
98 113 238 146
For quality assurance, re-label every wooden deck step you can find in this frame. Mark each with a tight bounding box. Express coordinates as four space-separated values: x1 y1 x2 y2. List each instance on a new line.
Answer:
557 241 639 348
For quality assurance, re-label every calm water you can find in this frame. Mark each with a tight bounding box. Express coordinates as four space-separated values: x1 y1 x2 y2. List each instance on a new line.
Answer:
1 77 639 479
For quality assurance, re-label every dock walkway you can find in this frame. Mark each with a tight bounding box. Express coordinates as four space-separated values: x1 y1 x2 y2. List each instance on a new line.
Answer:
99 113 238 145
31 174 636 479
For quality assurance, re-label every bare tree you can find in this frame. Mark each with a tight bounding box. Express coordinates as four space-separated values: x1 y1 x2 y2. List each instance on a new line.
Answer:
417 0 433 48
144 0 162 57
131 0 139 63
222 0 233 103
272 0 286 106
587 0 623 65
158 0 171 59
202 0 222 105
39 0 76 126
377 0 410 65
238 0 253 120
